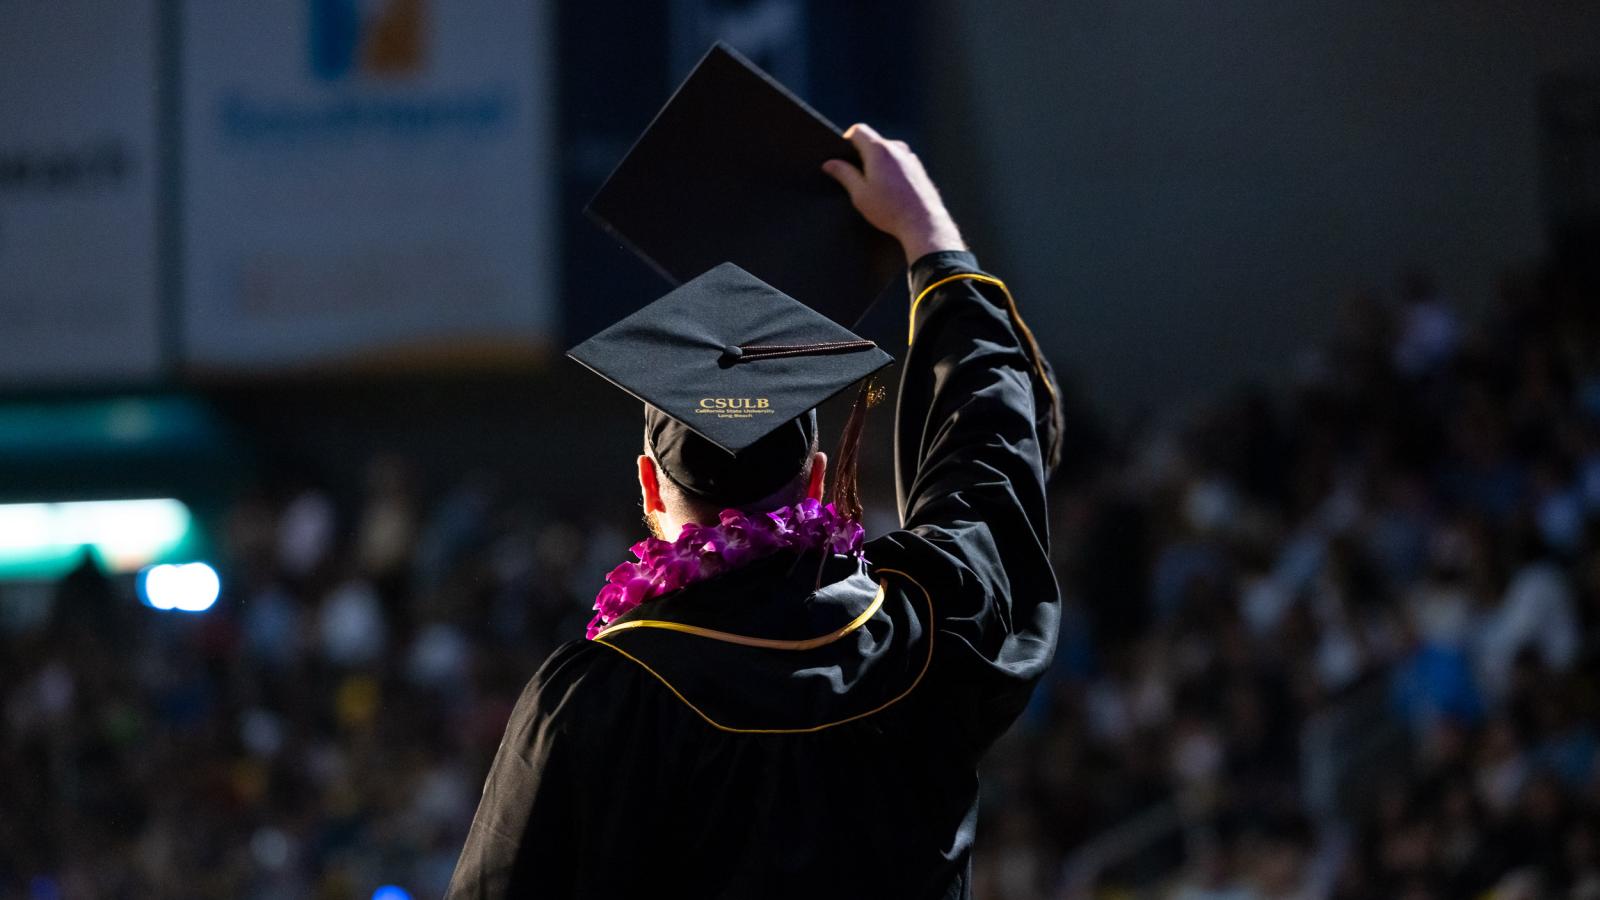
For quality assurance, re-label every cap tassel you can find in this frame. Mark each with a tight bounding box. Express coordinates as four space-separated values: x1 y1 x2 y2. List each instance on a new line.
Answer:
828 376 877 524
717 337 880 531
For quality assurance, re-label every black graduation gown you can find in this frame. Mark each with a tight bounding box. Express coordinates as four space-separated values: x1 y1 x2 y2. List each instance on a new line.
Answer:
446 250 1060 899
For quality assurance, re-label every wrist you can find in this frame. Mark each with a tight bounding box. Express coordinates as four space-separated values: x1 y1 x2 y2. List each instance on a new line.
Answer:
898 219 966 265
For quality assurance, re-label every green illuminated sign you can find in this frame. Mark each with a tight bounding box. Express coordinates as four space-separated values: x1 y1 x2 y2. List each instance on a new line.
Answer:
0 499 200 580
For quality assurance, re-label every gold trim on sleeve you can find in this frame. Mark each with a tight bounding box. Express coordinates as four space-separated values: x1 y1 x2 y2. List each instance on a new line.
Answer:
907 272 1057 407
590 581 885 649
591 569 934 735
909 273 1006 343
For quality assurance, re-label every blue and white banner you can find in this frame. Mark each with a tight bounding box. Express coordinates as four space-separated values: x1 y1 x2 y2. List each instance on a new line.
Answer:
181 0 554 370
0 1 163 384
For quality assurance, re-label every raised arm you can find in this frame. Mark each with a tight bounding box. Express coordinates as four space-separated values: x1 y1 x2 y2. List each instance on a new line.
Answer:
825 126 1062 751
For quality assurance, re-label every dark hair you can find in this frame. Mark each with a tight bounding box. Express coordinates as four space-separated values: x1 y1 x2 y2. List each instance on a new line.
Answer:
645 375 882 523
651 433 818 522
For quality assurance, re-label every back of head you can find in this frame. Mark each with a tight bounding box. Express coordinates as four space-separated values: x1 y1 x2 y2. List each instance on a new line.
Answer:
646 405 818 512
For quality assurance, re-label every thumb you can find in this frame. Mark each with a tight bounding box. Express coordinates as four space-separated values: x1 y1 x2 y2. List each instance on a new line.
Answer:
821 159 865 196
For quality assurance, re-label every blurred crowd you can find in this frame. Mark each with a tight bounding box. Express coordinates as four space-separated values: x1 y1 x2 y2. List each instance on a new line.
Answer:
975 263 1600 899
0 463 634 898
4 260 1600 899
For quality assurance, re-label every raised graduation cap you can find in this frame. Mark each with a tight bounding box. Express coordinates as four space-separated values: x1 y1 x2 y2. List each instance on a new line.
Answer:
568 262 893 506
586 43 904 329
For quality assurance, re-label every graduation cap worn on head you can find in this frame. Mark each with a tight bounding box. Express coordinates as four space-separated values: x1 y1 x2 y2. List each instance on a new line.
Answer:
586 43 905 329
569 263 894 510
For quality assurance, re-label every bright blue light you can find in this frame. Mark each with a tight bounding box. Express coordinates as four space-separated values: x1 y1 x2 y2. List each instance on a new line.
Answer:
372 887 413 900
137 562 220 612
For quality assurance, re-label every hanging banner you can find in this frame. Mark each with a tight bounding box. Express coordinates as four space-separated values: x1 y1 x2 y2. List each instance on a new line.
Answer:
181 0 553 371
0 1 163 384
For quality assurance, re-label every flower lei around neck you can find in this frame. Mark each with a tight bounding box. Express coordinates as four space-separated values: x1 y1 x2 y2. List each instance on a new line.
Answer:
587 498 865 639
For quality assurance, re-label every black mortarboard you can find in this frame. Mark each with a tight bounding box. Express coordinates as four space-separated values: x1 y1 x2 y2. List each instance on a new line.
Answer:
586 43 904 328
568 263 893 507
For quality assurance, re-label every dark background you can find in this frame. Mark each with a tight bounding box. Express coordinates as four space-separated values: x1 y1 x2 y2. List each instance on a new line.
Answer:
5 1 1600 898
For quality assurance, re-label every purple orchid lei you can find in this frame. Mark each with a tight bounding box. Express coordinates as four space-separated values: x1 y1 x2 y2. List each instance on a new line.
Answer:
586 498 865 639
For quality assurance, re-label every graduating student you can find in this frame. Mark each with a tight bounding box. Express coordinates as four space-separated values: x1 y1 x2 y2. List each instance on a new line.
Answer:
445 121 1063 898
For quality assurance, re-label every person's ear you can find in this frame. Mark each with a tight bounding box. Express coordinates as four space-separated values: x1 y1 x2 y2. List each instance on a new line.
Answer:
638 455 666 514
805 451 828 501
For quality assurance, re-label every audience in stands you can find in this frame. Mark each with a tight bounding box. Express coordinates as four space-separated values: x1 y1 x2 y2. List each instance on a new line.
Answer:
3 259 1598 899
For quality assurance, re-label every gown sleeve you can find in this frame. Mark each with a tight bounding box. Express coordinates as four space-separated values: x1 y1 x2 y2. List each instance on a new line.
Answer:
876 249 1062 754
445 642 601 899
